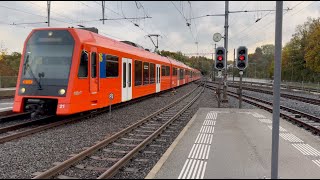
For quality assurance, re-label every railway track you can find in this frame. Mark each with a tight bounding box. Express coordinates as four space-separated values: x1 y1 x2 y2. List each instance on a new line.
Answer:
207 81 320 106
0 112 31 122
32 83 205 179
0 110 14 117
205 85 320 136
227 80 319 94
0 82 200 145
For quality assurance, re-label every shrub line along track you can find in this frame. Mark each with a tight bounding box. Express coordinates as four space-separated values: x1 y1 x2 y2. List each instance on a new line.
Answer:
0 82 198 144
32 82 205 179
207 81 320 106
205 84 320 135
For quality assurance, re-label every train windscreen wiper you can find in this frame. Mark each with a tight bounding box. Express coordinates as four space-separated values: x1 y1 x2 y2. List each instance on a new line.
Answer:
23 55 43 90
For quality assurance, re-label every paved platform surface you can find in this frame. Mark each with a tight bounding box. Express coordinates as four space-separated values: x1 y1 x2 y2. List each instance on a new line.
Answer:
0 87 15 91
147 108 320 179
0 99 13 112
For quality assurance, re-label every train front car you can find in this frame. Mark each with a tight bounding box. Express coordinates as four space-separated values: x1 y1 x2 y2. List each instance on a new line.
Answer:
13 29 75 117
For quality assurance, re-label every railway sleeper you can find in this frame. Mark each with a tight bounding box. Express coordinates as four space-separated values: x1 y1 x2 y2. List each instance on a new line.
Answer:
121 137 144 142
112 142 139 147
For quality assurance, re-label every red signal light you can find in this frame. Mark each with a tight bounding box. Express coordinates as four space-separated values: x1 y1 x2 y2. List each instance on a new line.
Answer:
217 56 223 61
239 55 245 61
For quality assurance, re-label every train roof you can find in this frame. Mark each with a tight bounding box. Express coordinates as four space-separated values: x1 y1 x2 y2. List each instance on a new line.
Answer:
30 27 200 72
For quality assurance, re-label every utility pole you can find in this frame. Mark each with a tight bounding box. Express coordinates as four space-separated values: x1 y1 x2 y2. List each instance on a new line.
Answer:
214 43 216 81
47 1 51 27
147 34 161 52
233 48 235 82
211 53 214 81
271 1 283 179
222 0 229 103
102 1 105 24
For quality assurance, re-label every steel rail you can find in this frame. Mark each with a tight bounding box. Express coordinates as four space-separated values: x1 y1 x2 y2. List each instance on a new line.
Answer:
98 84 205 179
0 115 53 134
205 85 320 135
32 83 202 179
218 80 319 93
206 82 320 106
0 112 30 122
0 110 14 117
0 82 199 145
227 92 320 135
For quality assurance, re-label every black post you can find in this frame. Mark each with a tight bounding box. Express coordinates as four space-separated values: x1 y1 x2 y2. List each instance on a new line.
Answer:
239 70 243 108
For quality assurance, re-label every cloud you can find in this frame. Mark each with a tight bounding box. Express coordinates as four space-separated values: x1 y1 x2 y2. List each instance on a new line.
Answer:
0 0 318 60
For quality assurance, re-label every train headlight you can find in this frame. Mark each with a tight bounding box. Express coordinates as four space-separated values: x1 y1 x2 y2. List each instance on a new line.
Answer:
20 88 26 94
58 89 66 95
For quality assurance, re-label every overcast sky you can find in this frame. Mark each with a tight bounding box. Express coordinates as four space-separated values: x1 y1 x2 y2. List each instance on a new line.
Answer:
0 1 319 59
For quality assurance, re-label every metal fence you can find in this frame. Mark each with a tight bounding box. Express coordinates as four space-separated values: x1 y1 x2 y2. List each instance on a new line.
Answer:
0 76 18 88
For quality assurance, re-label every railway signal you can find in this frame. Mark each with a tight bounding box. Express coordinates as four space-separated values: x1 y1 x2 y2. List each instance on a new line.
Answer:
236 46 248 70
215 47 226 70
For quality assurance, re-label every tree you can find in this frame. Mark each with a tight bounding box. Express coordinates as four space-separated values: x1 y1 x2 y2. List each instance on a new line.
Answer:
304 18 320 73
281 17 320 82
158 50 213 75
0 51 21 76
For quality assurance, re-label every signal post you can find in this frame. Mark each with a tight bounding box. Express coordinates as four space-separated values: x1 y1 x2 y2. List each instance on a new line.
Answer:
236 46 248 108
215 47 226 108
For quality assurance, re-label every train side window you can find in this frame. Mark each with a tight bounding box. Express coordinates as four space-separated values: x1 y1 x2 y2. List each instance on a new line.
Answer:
129 63 131 87
161 65 166 76
150 63 155 84
91 52 97 78
179 69 184 80
143 62 150 85
173 67 177 76
135 60 142 86
166 66 170 76
123 63 126 88
106 55 119 77
78 51 88 78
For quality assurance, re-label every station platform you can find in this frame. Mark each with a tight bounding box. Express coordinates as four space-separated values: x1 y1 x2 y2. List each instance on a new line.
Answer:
146 108 320 179
0 87 15 100
0 99 13 111
0 87 15 91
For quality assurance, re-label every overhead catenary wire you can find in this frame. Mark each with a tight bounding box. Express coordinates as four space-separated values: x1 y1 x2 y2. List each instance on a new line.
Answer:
236 1 308 42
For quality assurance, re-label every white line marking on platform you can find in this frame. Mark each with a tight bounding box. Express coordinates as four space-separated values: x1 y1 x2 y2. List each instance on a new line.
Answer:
259 118 272 123
178 111 218 179
312 160 320 168
267 125 287 132
280 133 303 143
292 144 320 156
201 162 207 179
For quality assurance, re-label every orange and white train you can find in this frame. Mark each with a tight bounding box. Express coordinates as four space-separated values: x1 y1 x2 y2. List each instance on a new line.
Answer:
13 27 201 116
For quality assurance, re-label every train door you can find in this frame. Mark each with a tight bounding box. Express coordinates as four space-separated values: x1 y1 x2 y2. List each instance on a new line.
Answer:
183 69 186 84
122 58 132 102
156 64 160 92
177 68 180 86
89 48 99 94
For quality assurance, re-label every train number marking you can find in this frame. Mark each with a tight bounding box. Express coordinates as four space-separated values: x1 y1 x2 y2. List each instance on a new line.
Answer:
74 91 82 96
59 104 65 109
109 93 114 100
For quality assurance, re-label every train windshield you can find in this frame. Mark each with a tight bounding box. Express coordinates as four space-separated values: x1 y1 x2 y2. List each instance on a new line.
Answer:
22 30 74 86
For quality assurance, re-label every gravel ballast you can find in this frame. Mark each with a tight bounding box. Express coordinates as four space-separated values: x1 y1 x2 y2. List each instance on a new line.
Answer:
2 79 317 179
0 83 199 179
226 85 320 117
113 85 227 179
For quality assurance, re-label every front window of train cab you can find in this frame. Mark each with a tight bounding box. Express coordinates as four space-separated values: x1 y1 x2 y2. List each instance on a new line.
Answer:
19 30 74 97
